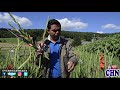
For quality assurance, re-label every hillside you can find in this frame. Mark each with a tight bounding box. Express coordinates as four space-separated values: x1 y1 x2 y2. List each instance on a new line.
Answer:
0 28 115 40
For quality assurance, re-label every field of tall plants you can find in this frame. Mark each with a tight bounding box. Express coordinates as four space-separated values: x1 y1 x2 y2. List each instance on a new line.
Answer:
0 39 43 78
70 34 120 78
1 34 120 78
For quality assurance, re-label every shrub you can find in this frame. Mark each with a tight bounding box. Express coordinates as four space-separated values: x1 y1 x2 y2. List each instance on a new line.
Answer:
72 36 81 47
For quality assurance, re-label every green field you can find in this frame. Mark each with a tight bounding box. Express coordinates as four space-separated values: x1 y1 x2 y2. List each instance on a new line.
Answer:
0 38 19 44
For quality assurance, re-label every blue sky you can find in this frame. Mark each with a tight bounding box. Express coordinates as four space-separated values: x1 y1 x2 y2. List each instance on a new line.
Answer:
0 12 120 33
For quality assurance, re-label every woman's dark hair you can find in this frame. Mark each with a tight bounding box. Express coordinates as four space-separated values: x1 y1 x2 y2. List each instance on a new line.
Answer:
47 19 61 29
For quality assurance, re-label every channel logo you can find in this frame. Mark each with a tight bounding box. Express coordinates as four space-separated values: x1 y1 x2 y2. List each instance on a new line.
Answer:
2 72 6 76
105 69 120 77
24 72 28 77
18 72 22 77
7 72 16 76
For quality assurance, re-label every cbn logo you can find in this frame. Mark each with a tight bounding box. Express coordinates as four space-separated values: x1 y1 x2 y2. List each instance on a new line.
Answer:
105 69 120 77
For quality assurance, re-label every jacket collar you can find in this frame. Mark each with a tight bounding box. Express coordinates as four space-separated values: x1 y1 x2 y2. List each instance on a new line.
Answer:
44 35 66 46
47 35 60 43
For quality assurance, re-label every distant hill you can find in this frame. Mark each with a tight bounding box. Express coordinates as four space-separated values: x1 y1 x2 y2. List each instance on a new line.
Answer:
0 28 119 42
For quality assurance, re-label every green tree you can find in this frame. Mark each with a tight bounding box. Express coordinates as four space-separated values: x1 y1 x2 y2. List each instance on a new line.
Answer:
72 36 81 47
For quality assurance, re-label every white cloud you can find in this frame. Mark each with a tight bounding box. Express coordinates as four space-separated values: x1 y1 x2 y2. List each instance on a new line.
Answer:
0 12 32 28
102 24 120 30
96 31 104 34
57 18 88 31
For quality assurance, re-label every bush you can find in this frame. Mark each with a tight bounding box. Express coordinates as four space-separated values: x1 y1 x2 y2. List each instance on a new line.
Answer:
3 40 6 43
72 36 81 47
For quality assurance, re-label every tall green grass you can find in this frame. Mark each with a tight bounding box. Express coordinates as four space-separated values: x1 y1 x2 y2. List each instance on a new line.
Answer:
0 40 42 78
70 45 120 78
1 38 120 78
0 38 19 44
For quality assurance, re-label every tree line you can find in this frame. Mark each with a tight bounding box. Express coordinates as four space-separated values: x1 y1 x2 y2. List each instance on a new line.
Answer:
0 28 116 46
